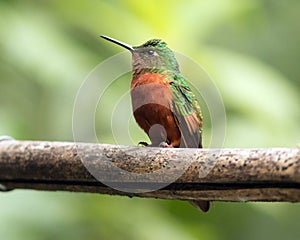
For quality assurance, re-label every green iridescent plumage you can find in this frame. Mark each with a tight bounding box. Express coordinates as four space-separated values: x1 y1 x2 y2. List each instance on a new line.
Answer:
133 39 203 147
101 35 209 212
170 76 202 145
132 39 180 74
169 75 203 148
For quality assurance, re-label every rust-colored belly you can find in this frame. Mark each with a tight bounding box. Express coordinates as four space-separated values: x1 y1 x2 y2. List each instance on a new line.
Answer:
131 72 181 147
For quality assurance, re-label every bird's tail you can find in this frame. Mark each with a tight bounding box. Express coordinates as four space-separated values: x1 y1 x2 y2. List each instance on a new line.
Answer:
188 200 210 212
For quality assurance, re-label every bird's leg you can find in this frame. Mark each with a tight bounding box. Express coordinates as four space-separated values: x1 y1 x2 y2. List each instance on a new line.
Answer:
159 141 173 148
138 141 173 148
138 141 149 146
138 142 158 147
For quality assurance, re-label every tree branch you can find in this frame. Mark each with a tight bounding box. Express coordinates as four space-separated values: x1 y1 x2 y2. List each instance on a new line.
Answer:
0 140 299 202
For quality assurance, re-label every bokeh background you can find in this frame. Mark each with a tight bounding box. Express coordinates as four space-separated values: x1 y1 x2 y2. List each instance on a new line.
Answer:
1 0 300 239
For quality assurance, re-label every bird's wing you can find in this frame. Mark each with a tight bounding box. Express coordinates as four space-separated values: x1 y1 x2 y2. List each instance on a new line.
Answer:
169 76 202 148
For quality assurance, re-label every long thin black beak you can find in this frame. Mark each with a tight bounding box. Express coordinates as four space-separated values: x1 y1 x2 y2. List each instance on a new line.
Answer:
100 35 134 51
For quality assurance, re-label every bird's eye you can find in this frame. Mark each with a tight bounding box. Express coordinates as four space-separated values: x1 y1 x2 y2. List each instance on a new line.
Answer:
147 50 155 55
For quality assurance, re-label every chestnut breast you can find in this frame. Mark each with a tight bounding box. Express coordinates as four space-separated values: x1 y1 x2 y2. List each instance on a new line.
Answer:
131 72 181 146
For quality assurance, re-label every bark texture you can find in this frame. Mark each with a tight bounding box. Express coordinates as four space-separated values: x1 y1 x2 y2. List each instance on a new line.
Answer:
0 140 299 202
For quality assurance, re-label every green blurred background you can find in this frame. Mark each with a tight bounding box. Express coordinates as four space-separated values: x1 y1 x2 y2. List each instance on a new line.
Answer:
1 0 300 239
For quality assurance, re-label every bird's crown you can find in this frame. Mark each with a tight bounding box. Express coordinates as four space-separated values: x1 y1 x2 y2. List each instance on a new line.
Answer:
140 39 167 48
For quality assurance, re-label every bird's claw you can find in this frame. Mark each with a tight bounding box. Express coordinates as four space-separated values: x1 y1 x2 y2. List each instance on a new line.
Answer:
159 142 173 148
138 141 149 147
138 141 173 148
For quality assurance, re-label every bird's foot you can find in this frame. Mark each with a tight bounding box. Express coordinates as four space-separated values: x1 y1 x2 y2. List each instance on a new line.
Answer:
0 136 15 142
138 141 149 147
159 142 173 148
138 141 173 148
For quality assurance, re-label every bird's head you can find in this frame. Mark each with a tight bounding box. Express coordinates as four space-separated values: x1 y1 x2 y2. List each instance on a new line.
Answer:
101 36 179 73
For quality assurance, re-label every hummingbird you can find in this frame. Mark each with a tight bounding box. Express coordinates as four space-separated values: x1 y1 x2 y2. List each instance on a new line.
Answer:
101 35 210 212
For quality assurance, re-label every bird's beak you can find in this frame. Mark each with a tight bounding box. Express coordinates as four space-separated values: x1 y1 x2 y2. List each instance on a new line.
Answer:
100 35 134 51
